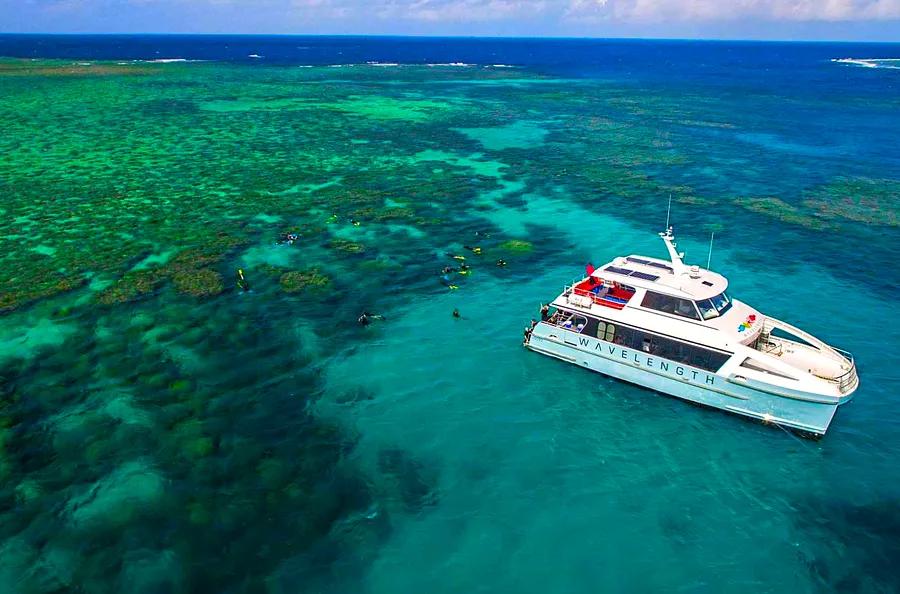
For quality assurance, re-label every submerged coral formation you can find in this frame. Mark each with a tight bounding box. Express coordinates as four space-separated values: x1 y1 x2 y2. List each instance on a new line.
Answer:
0 51 897 593
803 177 900 227
279 269 332 292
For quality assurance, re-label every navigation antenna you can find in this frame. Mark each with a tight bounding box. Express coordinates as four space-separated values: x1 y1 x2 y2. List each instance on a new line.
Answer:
706 231 715 270
665 194 672 231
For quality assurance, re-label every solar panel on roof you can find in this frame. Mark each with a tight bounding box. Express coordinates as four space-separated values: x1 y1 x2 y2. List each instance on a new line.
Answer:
646 261 674 272
626 257 650 265
630 271 660 281
604 266 633 275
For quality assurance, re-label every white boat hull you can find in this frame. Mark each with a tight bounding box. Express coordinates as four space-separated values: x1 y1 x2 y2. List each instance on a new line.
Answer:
527 324 840 436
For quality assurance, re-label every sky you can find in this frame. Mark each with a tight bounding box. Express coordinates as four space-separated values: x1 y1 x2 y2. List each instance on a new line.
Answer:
3 0 900 41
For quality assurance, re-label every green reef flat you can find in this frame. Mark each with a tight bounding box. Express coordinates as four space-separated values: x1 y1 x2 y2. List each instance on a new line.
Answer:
0 54 898 593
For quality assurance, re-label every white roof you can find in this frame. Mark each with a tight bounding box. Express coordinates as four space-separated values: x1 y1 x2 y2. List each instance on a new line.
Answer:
591 254 728 301
590 229 728 301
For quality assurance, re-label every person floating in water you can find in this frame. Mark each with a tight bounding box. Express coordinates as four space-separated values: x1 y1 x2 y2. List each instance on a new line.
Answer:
441 266 457 275
496 259 507 267
236 269 250 292
279 232 299 245
357 311 385 326
453 308 461 319
464 245 482 255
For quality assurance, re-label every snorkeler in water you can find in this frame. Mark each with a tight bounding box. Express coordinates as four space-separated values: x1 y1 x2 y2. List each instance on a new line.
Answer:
464 245 482 255
236 269 250 292
453 308 461 319
279 232 299 245
496 259 507 267
357 311 385 326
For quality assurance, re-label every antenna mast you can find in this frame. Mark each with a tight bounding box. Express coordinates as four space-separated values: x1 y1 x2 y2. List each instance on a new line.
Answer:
706 231 715 270
665 194 672 231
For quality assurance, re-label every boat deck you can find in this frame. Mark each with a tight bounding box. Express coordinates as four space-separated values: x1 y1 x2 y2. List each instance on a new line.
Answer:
572 277 636 310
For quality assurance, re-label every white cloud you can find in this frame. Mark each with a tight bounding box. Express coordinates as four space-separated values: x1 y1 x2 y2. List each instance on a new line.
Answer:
23 0 900 26
569 0 900 22
376 0 550 22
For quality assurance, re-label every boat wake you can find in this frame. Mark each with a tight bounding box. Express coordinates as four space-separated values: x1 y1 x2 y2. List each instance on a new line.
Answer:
831 58 900 70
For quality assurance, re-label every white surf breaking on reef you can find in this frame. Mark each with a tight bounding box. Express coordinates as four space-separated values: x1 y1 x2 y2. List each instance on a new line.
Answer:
832 58 900 70
143 58 207 63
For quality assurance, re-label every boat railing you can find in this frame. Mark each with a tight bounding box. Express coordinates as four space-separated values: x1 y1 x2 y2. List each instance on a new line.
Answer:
832 347 859 393
562 277 592 306
563 277 633 310
758 316 858 393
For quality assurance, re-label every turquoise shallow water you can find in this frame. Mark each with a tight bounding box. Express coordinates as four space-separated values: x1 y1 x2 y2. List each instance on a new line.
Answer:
0 37 898 593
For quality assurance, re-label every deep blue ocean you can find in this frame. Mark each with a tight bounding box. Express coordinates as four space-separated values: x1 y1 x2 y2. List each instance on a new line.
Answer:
1 35 899 594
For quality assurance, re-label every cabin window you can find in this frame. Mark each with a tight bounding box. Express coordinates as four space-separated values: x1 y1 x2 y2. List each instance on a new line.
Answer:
696 299 717 320
596 321 616 342
615 325 729 372
640 291 701 321
709 292 731 314
698 292 732 319
582 317 599 337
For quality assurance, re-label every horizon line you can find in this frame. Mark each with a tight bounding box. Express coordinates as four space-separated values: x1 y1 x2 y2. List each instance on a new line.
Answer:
1 32 899 44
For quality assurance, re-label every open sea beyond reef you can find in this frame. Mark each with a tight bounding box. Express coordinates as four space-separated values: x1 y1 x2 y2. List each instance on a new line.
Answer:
0 35 899 593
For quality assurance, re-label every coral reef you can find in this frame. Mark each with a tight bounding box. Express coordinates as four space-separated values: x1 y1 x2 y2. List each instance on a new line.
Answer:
279 269 332 293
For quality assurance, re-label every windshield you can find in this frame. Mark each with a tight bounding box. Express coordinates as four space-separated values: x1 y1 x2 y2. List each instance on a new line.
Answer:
710 292 731 313
697 293 732 320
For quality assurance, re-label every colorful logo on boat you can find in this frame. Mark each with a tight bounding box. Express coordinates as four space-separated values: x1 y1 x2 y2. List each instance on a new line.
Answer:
737 314 757 333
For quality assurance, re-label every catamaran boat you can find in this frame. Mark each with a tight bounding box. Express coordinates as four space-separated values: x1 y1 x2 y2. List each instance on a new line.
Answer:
524 227 859 436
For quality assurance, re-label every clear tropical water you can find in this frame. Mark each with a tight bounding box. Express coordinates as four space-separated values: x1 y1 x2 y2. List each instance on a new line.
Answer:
0 36 898 593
